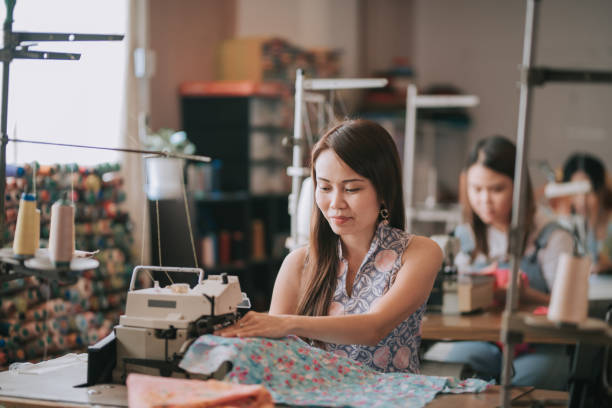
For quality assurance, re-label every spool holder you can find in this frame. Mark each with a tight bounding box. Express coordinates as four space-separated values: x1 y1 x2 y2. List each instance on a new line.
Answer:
0 1 211 283
0 248 92 285
0 0 121 283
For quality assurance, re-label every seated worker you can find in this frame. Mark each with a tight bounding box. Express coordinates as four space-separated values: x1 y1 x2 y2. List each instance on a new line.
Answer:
217 119 442 373
426 135 575 390
561 153 612 274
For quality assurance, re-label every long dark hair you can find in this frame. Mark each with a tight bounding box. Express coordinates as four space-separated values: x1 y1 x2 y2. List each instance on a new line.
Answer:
462 135 535 258
563 153 612 211
296 119 405 318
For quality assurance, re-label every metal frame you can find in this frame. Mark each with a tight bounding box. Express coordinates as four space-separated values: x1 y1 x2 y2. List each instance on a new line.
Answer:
403 83 479 232
287 69 388 249
0 0 122 280
0 1 123 247
501 1 612 406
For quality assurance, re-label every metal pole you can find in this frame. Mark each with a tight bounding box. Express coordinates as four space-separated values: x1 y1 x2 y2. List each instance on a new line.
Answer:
0 5 14 247
288 69 304 248
403 84 417 232
500 0 540 406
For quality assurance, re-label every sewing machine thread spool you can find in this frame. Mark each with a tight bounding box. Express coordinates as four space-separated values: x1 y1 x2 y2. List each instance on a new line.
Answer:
13 193 38 258
296 176 314 246
34 209 41 250
547 252 591 325
48 197 75 267
145 157 183 200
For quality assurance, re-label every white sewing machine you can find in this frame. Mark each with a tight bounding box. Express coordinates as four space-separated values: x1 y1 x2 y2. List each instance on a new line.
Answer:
87 265 250 384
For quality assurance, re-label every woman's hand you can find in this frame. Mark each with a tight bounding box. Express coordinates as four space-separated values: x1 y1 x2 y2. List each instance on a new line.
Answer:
214 311 291 339
493 268 550 306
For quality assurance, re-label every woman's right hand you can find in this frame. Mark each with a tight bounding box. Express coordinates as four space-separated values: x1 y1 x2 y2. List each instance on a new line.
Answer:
214 311 292 339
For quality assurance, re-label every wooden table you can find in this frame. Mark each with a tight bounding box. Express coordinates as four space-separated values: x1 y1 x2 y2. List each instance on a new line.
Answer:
422 275 612 345
427 385 567 407
0 359 568 408
421 307 576 344
0 385 567 408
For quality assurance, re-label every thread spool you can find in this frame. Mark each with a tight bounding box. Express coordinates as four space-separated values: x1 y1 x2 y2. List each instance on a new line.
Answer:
218 230 231 265
200 234 216 268
145 157 183 200
252 219 265 260
13 193 38 258
6 165 24 177
48 197 75 267
296 176 314 247
547 253 591 325
34 209 40 250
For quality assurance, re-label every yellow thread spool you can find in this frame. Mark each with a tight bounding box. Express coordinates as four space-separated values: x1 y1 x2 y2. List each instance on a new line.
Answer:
49 198 75 267
34 208 41 250
13 193 38 258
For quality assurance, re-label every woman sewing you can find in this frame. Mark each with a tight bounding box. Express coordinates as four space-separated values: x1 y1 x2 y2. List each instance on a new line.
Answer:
216 119 442 373
427 135 575 390
561 153 612 274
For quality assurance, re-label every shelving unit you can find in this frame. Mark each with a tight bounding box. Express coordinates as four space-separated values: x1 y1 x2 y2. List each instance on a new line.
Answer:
403 84 479 233
149 81 292 312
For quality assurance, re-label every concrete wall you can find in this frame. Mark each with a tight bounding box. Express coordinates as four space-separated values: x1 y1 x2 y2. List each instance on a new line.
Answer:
361 0 414 76
149 0 236 131
148 0 612 183
413 0 612 183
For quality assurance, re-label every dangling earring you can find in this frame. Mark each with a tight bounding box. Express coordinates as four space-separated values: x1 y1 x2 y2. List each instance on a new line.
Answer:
380 206 390 225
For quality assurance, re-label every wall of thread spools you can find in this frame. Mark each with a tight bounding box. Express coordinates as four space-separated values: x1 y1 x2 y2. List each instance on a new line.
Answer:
1 163 134 369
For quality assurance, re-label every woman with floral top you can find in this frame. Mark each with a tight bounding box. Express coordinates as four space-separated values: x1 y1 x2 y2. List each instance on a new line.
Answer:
217 119 442 373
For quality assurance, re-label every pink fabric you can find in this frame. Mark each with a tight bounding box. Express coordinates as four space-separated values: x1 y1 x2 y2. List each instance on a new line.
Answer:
485 268 529 291
126 373 274 408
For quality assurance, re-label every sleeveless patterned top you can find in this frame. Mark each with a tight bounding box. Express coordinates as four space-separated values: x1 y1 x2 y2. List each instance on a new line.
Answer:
325 222 424 373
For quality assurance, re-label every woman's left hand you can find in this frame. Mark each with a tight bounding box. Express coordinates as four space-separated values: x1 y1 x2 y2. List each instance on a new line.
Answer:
214 311 291 339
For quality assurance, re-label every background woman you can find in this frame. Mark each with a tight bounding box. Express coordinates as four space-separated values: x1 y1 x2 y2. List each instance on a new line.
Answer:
561 153 612 274
217 119 442 373
426 135 575 390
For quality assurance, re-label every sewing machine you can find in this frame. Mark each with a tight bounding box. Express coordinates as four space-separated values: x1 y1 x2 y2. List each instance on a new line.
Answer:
87 265 250 385
428 234 460 313
429 234 495 314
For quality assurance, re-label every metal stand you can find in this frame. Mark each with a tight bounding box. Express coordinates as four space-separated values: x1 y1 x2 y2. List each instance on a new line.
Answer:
0 0 122 280
286 69 388 249
403 84 479 233
501 1 612 406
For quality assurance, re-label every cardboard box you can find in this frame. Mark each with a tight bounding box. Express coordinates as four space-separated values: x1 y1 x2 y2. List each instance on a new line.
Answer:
458 275 495 313
217 37 341 82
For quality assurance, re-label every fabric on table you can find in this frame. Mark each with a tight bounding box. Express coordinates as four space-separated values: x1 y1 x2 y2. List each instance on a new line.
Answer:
126 373 274 408
179 335 491 408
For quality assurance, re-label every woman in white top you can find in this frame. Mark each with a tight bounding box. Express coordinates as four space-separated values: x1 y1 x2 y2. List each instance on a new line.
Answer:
427 135 575 390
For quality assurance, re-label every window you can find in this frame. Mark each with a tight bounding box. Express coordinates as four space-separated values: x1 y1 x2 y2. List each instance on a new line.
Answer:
1 0 128 165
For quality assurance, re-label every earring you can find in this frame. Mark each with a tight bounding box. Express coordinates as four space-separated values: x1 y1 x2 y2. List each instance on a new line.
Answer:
380 207 390 225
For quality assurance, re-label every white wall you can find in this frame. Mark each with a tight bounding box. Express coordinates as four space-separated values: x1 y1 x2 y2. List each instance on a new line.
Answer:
235 0 612 182
413 0 612 184
361 0 414 76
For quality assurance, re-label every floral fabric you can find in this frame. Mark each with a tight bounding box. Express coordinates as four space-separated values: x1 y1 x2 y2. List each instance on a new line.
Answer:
179 335 491 408
326 222 424 373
